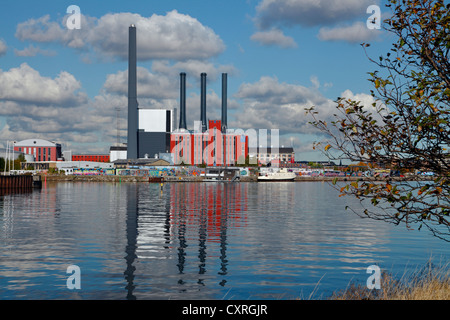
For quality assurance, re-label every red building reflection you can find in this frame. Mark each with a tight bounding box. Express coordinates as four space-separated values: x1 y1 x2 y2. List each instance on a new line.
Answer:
169 183 248 243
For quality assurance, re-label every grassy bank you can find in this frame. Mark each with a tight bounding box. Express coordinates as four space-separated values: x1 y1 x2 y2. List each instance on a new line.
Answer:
330 262 449 300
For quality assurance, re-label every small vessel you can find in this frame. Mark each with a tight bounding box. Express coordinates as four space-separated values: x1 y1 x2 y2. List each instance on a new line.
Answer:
201 167 241 182
258 168 296 181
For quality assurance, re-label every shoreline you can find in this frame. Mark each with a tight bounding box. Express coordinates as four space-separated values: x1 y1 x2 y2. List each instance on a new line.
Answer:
39 174 433 183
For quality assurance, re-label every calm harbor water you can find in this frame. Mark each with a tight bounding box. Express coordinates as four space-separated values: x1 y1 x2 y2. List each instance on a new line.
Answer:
0 181 448 300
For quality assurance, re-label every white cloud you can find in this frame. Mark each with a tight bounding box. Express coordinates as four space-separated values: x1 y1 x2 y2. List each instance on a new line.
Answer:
340 89 386 121
255 0 377 29
0 64 118 152
233 76 336 133
318 21 381 43
14 44 56 57
250 28 298 48
0 39 7 56
103 67 178 100
16 10 225 61
0 63 87 106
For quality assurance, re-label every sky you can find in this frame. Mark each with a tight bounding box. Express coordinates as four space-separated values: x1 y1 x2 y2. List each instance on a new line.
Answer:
0 0 394 160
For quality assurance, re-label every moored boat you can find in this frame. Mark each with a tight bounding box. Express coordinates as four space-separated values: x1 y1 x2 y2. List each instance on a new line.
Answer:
258 168 296 181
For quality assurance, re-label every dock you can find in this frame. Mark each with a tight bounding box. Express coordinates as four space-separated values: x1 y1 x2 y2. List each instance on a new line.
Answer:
0 175 42 190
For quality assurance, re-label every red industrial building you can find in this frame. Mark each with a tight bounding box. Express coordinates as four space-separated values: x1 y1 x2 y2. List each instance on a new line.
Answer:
14 139 62 162
171 120 248 166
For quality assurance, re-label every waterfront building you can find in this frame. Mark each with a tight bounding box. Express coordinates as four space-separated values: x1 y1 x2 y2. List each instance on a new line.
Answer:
249 147 295 166
14 139 62 162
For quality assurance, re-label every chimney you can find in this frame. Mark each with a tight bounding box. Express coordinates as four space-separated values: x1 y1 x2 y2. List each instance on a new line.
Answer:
200 73 207 132
127 24 139 159
221 73 227 133
179 72 187 130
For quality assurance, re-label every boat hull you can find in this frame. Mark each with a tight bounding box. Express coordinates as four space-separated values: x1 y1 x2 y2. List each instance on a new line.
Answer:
257 173 296 181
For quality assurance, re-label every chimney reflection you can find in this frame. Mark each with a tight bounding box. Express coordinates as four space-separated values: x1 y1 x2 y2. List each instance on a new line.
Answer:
170 183 248 287
124 184 138 300
124 182 248 298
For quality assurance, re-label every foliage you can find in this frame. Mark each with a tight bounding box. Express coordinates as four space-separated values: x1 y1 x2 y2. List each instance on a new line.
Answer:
306 0 450 241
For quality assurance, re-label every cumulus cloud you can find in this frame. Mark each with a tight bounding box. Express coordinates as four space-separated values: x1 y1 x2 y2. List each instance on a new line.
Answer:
251 0 382 44
0 39 7 56
254 0 376 29
0 63 119 152
104 67 178 100
229 76 387 152
340 89 386 122
318 22 381 43
0 63 87 106
250 28 297 48
14 44 57 57
233 76 336 134
16 10 225 61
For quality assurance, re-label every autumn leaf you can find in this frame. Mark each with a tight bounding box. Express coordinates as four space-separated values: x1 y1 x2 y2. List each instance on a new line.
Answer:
375 79 381 89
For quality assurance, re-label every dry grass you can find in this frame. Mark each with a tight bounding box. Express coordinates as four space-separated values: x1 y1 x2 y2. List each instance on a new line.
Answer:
330 262 450 300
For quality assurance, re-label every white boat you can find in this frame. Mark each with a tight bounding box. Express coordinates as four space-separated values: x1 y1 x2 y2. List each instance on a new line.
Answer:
258 168 296 181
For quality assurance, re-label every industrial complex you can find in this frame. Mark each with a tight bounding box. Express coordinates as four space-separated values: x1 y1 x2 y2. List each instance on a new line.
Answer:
5 24 301 179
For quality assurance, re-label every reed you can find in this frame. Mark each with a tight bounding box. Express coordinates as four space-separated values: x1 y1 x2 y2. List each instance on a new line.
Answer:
330 261 449 300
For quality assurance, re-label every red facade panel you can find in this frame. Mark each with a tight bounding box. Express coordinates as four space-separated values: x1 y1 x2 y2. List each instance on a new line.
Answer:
72 155 110 162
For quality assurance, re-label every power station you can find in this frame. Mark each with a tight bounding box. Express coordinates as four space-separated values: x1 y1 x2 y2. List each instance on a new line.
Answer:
126 25 248 165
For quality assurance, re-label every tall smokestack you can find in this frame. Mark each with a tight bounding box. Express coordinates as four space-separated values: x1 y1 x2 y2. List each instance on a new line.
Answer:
179 72 187 130
127 24 139 159
200 73 207 132
221 73 227 133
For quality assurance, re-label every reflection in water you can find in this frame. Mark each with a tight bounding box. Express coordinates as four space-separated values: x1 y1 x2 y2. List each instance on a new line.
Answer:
0 181 448 300
124 184 138 300
169 183 247 287
129 183 248 298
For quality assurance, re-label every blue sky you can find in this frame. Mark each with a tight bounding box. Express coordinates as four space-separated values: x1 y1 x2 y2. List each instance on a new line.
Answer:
0 0 392 159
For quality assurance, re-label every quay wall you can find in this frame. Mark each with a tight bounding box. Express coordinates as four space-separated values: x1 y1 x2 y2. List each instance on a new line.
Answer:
0 175 34 189
38 174 429 183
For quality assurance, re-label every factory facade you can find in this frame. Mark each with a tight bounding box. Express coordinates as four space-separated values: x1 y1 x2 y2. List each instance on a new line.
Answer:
171 120 249 166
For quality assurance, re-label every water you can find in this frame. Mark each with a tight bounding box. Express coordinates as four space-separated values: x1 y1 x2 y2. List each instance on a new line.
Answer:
0 181 448 300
